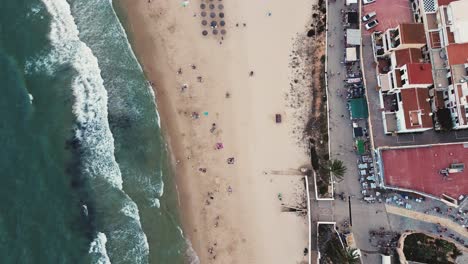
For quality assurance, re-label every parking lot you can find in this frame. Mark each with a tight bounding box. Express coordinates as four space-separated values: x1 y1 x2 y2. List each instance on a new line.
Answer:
362 0 413 35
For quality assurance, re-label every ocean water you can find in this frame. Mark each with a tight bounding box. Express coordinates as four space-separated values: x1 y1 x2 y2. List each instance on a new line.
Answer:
0 0 190 263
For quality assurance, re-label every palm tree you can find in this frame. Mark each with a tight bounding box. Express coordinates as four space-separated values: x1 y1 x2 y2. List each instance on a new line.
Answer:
324 159 347 179
344 248 360 264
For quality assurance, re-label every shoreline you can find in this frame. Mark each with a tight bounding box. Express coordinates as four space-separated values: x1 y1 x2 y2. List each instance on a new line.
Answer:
116 0 315 262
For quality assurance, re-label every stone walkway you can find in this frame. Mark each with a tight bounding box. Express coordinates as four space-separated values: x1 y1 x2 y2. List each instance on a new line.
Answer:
386 205 468 237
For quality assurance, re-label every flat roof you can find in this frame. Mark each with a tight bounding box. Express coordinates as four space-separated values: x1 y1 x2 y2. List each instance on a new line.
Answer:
406 63 433 84
382 143 468 198
400 24 426 44
400 88 433 129
437 0 458 6
447 0 468 43
347 29 361 45
346 47 357 61
446 43 468 65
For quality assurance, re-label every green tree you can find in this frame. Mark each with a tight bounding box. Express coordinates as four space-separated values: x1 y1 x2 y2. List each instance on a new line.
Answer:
344 248 360 264
324 159 347 179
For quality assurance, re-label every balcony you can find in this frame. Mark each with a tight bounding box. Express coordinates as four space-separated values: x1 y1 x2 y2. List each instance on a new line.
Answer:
389 29 401 49
383 92 399 112
372 32 385 58
426 13 438 31
377 57 391 74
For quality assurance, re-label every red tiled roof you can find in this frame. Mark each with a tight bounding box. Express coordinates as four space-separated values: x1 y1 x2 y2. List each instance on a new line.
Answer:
437 0 458 6
406 63 433 84
400 24 426 44
394 48 423 67
401 88 433 129
446 43 468 65
382 143 468 199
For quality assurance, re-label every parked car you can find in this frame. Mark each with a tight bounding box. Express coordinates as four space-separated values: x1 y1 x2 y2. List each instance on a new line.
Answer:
365 20 379 30
362 0 376 4
362 11 376 22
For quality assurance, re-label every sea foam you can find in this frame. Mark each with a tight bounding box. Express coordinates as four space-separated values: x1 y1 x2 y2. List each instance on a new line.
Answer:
89 232 111 264
41 0 149 262
41 0 123 189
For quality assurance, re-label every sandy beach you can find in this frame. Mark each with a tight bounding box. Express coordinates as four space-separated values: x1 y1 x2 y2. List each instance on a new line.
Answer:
117 0 316 262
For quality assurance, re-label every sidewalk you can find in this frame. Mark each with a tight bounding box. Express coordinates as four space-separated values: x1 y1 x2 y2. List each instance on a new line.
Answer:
386 205 468 237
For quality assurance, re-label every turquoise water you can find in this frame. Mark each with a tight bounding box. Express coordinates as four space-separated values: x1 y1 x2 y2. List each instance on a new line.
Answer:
0 0 189 263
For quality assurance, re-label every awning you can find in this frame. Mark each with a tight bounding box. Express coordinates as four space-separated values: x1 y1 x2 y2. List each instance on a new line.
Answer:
353 127 363 137
347 12 359 24
349 98 369 119
347 29 361 45
356 139 365 154
346 0 358 5
346 47 357 61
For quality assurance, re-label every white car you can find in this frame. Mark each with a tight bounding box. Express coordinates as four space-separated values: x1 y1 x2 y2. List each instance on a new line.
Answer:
362 0 376 5
362 11 376 22
365 20 379 30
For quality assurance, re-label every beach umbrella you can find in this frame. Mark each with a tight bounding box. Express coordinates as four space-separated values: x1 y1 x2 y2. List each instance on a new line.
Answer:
210 21 217 27
202 30 208 36
209 4 215 9
220 20 225 26
202 20 208 26
219 12 224 18
218 4 224 9
201 11 207 17
200 3 206 9
210 12 216 18
220 29 226 35
213 29 218 35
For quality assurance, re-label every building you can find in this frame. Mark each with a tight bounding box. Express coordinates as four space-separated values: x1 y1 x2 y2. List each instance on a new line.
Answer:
373 28 434 133
376 143 468 207
380 23 427 56
412 0 468 129
372 0 468 133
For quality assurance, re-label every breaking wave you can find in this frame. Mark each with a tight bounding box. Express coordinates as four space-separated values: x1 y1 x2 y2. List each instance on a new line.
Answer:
89 233 111 264
40 0 149 262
